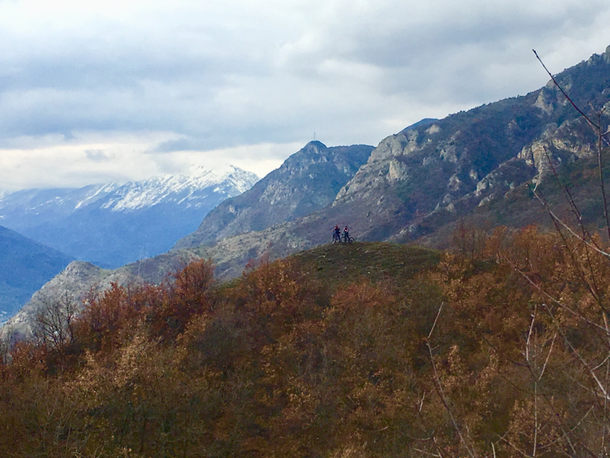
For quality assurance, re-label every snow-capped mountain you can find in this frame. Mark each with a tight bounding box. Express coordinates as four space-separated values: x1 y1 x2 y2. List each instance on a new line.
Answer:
98 165 256 212
0 165 258 268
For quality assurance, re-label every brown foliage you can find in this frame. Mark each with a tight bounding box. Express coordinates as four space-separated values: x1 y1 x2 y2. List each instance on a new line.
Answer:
2 228 610 456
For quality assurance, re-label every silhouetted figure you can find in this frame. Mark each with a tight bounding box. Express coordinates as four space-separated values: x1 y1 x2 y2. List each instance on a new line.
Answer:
332 225 341 243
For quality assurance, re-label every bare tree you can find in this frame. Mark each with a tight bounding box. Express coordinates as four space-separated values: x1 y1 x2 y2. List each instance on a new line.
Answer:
33 292 79 351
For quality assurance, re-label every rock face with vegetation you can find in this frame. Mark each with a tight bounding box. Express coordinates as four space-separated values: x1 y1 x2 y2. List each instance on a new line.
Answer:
334 48 610 243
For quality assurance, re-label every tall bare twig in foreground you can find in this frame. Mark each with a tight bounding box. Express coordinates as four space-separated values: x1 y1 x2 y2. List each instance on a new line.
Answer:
426 302 478 458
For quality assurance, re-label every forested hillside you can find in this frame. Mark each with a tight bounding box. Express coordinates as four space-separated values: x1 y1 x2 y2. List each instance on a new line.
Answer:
2 228 609 457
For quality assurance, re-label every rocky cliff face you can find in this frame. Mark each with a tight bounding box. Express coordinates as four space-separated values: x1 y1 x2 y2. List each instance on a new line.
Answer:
332 47 610 240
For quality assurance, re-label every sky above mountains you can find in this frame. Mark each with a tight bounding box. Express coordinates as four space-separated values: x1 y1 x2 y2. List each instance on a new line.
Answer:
1 0 610 191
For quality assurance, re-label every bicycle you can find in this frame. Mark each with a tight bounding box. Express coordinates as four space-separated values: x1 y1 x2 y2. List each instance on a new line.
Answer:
342 233 354 244
332 232 342 244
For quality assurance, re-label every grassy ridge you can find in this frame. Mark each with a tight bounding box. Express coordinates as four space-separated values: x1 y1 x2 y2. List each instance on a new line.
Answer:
290 241 440 286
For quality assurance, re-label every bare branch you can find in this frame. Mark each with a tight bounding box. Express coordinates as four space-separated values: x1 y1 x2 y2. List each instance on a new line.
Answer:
539 331 557 380
428 302 444 340
543 304 610 402
532 49 603 136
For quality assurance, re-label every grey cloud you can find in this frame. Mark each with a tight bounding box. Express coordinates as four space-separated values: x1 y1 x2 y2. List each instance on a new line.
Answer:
151 137 205 153
0 0 609 160
274 0 608 105
85 149 110 161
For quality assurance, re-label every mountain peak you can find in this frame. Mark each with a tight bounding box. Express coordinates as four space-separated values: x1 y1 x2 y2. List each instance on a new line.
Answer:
303 140 327 150
187 163 256 178
399 118 439 134
175 143 374 248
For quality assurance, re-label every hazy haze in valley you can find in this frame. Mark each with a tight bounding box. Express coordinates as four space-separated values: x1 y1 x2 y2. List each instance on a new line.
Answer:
1 0 610 190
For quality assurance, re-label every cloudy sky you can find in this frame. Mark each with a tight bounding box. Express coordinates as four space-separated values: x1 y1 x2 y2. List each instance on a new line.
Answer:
1 0 609 191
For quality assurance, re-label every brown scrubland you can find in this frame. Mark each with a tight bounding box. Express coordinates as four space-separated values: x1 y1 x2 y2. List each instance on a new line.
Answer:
1 225 610 457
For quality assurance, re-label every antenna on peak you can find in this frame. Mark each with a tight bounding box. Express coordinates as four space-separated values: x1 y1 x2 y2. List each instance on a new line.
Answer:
313 132 316 141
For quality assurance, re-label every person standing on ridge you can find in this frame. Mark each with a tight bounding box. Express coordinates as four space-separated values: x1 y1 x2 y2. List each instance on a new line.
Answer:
333 225 341 243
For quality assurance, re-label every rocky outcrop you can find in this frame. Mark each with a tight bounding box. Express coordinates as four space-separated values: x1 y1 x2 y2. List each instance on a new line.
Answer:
517 118 596 187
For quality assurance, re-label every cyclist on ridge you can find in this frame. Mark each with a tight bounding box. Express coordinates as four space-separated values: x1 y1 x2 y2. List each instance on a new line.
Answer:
343 226 351 243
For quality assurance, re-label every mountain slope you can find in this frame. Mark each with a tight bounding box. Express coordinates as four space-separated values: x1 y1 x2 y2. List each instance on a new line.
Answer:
0 225 73 323
176 142 373 248
330 49 610 243
174 45 610 277
0 166 258 268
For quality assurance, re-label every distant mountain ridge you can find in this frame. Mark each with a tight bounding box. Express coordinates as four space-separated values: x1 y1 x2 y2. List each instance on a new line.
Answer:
0 165 259 268
1 142 374 339
0 225 73 324
97 165 257 212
